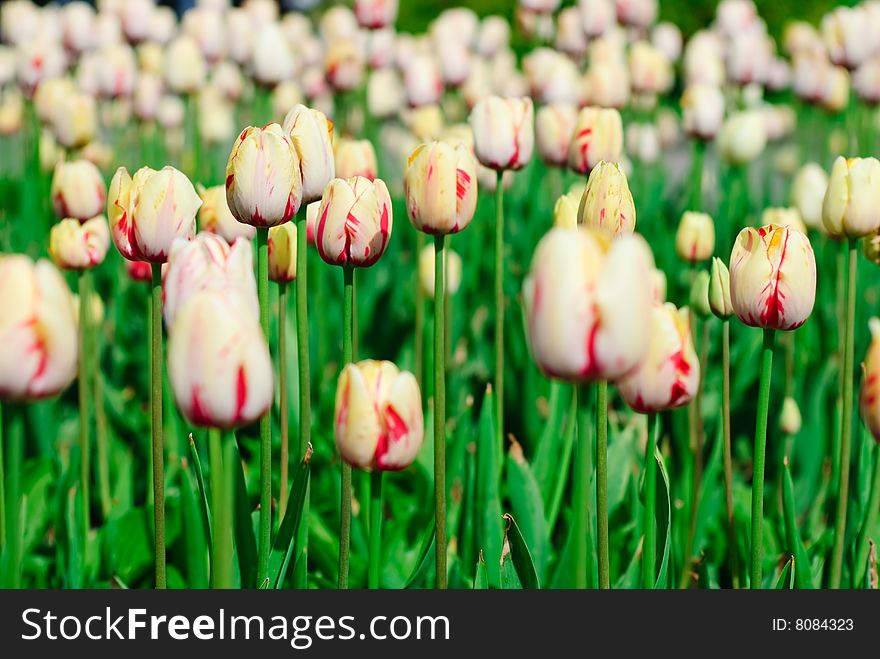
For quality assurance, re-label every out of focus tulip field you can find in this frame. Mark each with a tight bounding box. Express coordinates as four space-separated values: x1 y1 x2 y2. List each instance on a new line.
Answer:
0 0 879 592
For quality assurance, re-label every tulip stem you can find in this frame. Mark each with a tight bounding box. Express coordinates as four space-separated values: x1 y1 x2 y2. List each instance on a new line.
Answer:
642 413 660 589
369 470 383 589
853 441 880 586
414 232 426 393
94 333 111 521
78 270 92 538
294 212 311 589
256 228 271 586
830 239 858 588
279 282 289 522
596 380 610 589
434 233 447 589
338 266 355 589
574 385 588 588
3 404 22 587
721 319 739 588
209 428 233 588
150 263 166 589
494 172 505 453
0 402 5 550
690 139 705 212
750 328 775 589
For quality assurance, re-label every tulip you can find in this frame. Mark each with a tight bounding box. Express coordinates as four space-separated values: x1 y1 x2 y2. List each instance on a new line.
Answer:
355 0 398 30
0 255 78 401
164 35 206 94
403 53 443 108
253 23 296 87
0 88 23 136
315 176 393 268
780 396 802 435
861 318 880 442
325 40 366 92
419 244 463 299
675 211 715 263
268 223 297 284
585 62 630 109
681 84 724 140
568 108 624 175
404 141 478 235
225 124 303 228
282 104 336 204
790 163 828 230
820 65 851 113
652 22 683 62
536 103 578 167
334 138 378 181
52 92 97 150
199 185 256 243
406 105 445 142
126 259 153 283
96 44 137 99
109 165 202 263
822 156 880 239
134 73 163 122
577 160 636 237
52 160 107 222
579 0 615 38
553 190 580 229
49 216 111 271
709 257 734 320
629 41 673 96
762 208 807 236
367 68 404 120
469 95 534 171
822 6 870 70
167 290 273 430
556 7 588 58
523 49 581 106
718 111 767 165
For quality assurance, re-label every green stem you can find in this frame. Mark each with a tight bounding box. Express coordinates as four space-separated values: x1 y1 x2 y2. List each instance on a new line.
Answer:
78 270 91 536
574 385 587 588
369 470 383 589
256 228 271 586
853 442 880 586
596 380 610 589
750 328 775 589
494 172 505 451
94 342 111 521
434 234 447 589
642 413 660 588
294 212 311 588
4 404 22 587
690 139 705 212
279 282 289 522
721 320 739 588
0 402 4 550
414 231 426 393
150 263 166 589
830 239 857 588
209 428 232 588
338 266 354 589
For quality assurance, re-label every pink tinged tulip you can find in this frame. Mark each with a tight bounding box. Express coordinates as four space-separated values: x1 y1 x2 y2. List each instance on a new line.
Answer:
167 290 273 430
619 303 701 413
108 165 202 264
403 53 443 108
523 228 655 383
52 160 106 222
860 318 880 442
729 225 817 332
535 103 578 167
334 360 424 472
282 104 336 204
49 216 110 271
822 156 880 239
355 0 398 29
199 185 256 243
568 107 624 175
126 259 153 283
0 255 78 401
268 223 297 284
225 124 303 228
316 176 392 268
404 141 478 235
306 201 320 245
334 138 378 181
469 95 534 171
681 84 724 140
162 233 258 328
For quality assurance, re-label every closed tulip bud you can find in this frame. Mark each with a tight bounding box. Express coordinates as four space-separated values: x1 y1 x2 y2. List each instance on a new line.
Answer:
52 92 96 150
272 82 304 121
523 228 654 382
134 73 163 122
316 176 392 267
325 40 365 92
577 161 636 237
164 36 206 94
253 24 295 87
709 257 734 319
553 190 580 229
822 6 871 70
168 290 273 429
579 0 615 38
586 62 630 109
405 141 477 235
861 318 880 441
619 303 700 413
822 156 880 239
719 111 767 166
790 163 828 230
199 185 256 243
652 268 667 303
863 232 880 266
109 165 202 263
163 233 258 327
536 103 578 167
157 95 185 130
762 207 807 235
268 223 297 283
568 107 623 175
72 290 105 330
282 104 336 204
675 211 715 263
225 124 303 228
820 65 850 113
469 95 534 171
629 41 673 96
690 270 712 318
403 53 443 108
52 160 106 221
334 138 378 181
49 216 110 271
681 84 724 140
367 68 404 120
334 359 423 471
126 259 153 283
0 255 78 401
780 396 802 435
407 105 445 142
523 49 581 106
306 200 320 245
0 88 23 136
729 225 816 331
355 0 398 29
419 244 463 299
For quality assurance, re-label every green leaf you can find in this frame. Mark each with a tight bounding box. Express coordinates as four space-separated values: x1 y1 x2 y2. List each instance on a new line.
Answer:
533 382 569 501
476 387 503 588
506 440 548 578
501 513 540 589
268 445 312 589
783 460 815 589
403 518 435 589
654 446 673 589
473 551 488 589
774 556 795 589
179 458 209 588
104 508 152 586
187 433 213 558
230 436 258 588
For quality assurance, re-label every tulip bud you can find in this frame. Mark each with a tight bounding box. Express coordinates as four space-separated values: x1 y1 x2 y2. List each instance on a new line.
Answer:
316 176 393 268
225 124 303 228
109 165 202 263
675 211 715 263
253 23 296 87
629 41 673 96
0 255 78 401
355 0 399 29
523 228 655 382
52 92 97 150
618 303 700 413
553 190 580 229
568 107 624 175
168 290 273 429
863 232 880 266
469 95 534 171
790 163 828 230
681 83 724 140
690 270 712 318
535 103 577 167
282 104 336 204
0 88 23 136
762 207 807 235
780 396 802 435
49 216 110 271
729 225 816 331
164 35 206 94
407 105 445 142
861 317 880 441
268 223 297 284
402 53 443 108
404 141 477 236
822 156 880 239
126 259 153 283
199 184 256 243
163 233 258 327
719 111 767 165
367 68 404 120
652 268 668 303
325 40 366 92
51 160 106 222
709 257 734 319
577 161 636 237
419 244 463 299
334 138 378 181
334 360 424 471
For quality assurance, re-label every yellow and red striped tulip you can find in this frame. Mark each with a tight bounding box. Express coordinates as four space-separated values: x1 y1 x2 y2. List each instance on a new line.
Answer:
199 185 256 243
126 259 153 283
860 318 880 442
568 107 624 175
51 159 106 221
469 94 534 171
334 138 378 181
404 141 477 235
49 216 110 271
325 40 365 92
822 156 880 239
268 222 297 284
535 103 578 167
577 160 636 237
282 104 336 204
675 211 715 263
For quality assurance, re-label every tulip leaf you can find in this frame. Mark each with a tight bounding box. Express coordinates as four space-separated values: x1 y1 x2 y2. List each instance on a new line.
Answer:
268 445 312 589
506 440 548 578
404 517 435 589
473 551 488 589
187 433 213 560
501 513 540 589
179 458 209 589
230 436 258 588
476 387 503 588
782 459 816 589
774 555 795 589
654 445 672 589
532 381 569 502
